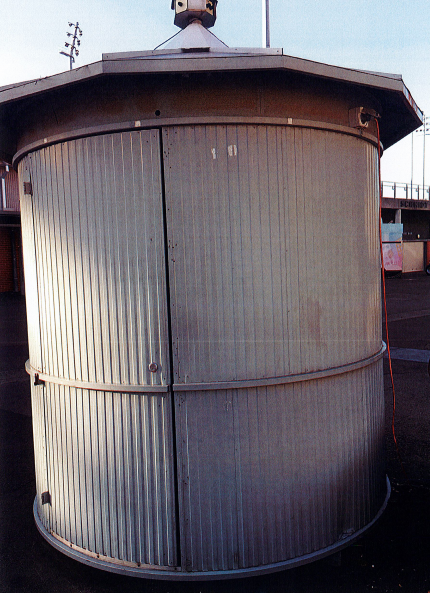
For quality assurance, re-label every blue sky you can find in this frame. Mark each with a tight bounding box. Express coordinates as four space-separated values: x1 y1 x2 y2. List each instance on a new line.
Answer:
1 0 430 184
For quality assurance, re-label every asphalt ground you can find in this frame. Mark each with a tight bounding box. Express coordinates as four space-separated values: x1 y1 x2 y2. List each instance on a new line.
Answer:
0 275 429 593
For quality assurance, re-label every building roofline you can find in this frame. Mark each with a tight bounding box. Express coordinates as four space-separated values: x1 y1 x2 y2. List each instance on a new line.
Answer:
0 49 422 158
0 51 419 116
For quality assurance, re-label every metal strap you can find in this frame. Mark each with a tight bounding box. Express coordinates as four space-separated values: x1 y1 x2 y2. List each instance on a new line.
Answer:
172 344 386 391
25 360 169 394
26 344 385 395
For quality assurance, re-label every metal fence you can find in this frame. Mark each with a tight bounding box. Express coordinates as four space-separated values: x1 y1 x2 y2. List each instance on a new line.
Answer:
382 181 430 201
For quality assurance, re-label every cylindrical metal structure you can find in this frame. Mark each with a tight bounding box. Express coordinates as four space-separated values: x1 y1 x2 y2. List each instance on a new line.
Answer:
0 49 422 579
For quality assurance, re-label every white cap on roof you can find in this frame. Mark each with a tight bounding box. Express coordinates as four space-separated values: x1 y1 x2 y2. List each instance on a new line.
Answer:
157 19 228 50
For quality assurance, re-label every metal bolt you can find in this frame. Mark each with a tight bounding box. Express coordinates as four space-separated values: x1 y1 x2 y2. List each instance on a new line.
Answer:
148 362 158 373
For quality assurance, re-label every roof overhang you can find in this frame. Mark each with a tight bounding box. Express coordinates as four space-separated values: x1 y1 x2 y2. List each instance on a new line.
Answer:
0 48 422 163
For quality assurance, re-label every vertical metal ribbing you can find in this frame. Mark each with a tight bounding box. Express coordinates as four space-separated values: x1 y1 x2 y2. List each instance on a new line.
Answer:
162 123 385 572
18 161 42 371
162 124 381 387
26 132 172 388
22 121 385 577
173 362 385 572
21 130 178 568
19 159 51 530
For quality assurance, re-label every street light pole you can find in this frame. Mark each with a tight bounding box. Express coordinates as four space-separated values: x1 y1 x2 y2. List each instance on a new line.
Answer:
411 130 413 199
415 115 430 199
423 115 430 194
418 116 427 194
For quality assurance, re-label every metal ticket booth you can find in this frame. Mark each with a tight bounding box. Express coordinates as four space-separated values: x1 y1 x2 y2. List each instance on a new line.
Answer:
0 3 422 580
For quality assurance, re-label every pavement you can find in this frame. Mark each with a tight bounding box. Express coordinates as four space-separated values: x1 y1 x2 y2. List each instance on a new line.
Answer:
0 275 429 593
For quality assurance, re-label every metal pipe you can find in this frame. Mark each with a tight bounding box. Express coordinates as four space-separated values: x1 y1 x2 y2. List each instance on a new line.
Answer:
262 0 270 48
423 115 425 196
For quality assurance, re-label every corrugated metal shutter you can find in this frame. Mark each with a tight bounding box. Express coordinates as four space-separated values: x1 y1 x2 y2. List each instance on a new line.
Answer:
40 383 177 566
162 125 381 385
162 124 385 572
20 130 178 567
25 132 170 387
174 363 385 571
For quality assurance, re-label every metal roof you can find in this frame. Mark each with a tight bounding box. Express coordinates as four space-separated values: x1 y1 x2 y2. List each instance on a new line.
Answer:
0 47 422 160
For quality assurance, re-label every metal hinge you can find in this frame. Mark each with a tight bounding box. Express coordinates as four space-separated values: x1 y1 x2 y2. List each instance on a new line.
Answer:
34 373 45 386
41 491 51 505
23 181 33 195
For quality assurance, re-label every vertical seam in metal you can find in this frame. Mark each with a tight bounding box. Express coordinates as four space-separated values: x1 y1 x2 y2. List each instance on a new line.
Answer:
27 159 45 376
157 128 182 567
27 157 51 519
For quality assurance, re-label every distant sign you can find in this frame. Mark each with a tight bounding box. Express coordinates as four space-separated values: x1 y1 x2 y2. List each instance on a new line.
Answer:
382 223 403 271
381 198 429 210
383 243 402 271
398 200 428 209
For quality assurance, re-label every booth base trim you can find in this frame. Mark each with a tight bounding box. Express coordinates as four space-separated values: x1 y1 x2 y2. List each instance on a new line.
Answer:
33 478 390 581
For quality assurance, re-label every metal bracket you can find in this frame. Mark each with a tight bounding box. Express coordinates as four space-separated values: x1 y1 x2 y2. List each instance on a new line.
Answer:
41 491 51 505
34 373 45 386
349 107 380 129
23 181 33 195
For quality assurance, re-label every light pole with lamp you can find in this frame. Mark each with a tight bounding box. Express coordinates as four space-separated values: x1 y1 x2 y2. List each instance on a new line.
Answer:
60 22 82 70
